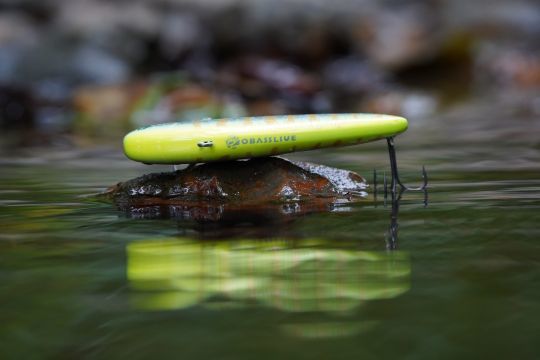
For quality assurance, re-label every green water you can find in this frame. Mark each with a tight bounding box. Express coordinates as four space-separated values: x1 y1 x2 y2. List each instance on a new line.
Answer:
1 115 540 359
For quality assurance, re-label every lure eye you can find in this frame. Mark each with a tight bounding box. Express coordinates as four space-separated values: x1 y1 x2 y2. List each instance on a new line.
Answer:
197 140 213 147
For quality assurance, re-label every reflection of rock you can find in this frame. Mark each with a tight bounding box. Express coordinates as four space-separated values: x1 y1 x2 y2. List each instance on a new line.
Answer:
105 157 368 222
127 238 410 314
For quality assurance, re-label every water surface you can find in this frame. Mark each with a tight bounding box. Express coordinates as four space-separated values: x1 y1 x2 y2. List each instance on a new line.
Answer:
1 109 539 359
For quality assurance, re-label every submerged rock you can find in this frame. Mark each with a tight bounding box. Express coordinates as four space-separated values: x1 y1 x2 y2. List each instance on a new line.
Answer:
104 157 368 221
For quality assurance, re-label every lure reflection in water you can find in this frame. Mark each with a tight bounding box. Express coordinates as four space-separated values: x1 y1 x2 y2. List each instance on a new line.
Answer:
127 238 410 314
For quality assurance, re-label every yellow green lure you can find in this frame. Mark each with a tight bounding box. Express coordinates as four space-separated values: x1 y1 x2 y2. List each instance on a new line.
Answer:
123 113 408 164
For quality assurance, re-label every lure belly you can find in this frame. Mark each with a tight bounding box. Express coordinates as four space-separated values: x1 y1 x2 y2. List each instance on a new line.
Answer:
123 113 408 164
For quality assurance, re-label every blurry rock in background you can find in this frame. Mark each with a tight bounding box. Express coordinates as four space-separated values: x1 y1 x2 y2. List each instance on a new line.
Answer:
0 0 538 147
73 81 147 137
363 90 438 120
352 3 445 70
475 42 540 90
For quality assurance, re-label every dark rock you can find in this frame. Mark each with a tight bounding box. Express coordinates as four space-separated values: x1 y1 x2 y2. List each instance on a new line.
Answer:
103 157 368 221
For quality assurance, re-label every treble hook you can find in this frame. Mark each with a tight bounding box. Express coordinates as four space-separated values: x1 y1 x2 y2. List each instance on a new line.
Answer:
386 137 428 193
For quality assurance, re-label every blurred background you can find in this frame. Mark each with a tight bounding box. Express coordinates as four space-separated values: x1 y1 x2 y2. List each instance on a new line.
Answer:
2 2 540 359
0 0 538 148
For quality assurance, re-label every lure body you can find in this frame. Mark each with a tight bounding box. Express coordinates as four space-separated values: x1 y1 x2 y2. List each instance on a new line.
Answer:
123 113 408 164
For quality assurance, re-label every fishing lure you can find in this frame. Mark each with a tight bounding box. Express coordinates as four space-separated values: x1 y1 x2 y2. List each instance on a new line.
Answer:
123 113 427 193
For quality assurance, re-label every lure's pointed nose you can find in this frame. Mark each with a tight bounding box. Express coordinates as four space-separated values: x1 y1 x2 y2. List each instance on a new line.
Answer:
375 115 408 138
391 115 408 134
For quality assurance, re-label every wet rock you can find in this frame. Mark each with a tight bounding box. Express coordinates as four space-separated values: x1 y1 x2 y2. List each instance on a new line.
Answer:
104 157 368 221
